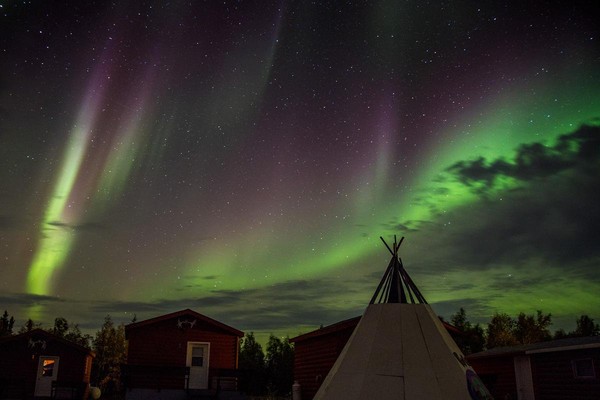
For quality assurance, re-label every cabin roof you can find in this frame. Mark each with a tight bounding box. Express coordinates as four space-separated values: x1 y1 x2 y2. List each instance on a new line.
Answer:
125 308 243 337
468 336 600 359
0 328 95 356
290 316 361 343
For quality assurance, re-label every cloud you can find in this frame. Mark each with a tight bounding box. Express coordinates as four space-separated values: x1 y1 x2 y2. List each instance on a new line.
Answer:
446 124 599 192
403 124 600 273
45 220 106 232
0 292 65 306
82 278 366 333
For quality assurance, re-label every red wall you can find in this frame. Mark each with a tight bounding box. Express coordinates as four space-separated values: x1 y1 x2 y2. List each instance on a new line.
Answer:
469 355 517 399
0 332 92 398
293 325 354 400
469 347 600 400
126 317 239 390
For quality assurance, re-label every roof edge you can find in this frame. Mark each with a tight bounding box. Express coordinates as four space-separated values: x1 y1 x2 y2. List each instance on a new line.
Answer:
526 342 600 354
126 308 243 337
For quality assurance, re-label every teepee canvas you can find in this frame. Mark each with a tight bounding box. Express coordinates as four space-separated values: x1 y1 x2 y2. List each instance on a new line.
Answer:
314 237 492 400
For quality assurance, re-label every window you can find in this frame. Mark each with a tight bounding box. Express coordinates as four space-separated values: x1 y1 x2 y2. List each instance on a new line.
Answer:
191 347 204 367
572 359 595 379
42 359 55 377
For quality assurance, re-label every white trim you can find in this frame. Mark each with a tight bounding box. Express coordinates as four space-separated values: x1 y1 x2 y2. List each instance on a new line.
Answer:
526 342 600 354
514 355 535 400
34 355 60 397
186 342 210 390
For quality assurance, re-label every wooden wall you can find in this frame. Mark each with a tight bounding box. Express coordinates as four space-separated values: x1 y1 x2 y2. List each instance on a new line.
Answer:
531 348 600 400
293 325 354 400
0 332 92 398
126 317 239 390
468 355 517 399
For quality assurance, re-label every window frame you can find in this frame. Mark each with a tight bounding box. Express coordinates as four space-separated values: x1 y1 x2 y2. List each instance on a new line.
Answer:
571 358 596 379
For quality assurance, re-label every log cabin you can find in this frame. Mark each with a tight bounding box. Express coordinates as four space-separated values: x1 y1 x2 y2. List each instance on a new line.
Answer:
467 336 600 400
124 309 243 400
0 329 94 399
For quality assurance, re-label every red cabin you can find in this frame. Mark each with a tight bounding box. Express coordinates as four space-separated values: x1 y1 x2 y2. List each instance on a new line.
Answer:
468 336 600 399
124 309 243 399
0 329 94 399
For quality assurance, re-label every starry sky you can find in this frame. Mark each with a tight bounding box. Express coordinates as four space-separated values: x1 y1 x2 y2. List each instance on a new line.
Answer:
1 1 599 343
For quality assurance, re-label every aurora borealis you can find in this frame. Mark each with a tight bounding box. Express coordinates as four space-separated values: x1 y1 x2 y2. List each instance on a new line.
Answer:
1 1 599 341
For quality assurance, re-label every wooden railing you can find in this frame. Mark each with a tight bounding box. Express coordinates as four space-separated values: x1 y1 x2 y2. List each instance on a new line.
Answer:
121 365 241 392
51 380 87 399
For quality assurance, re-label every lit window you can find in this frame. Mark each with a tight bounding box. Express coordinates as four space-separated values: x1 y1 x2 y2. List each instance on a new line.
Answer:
572 359 595 379
42 359 55 377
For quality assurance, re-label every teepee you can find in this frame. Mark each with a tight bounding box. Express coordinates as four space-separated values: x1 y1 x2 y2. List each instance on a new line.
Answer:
313 236 493 400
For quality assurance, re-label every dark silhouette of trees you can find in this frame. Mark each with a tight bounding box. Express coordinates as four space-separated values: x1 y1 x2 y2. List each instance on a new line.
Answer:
0 310 15 336
486 310 553 348
265 335 294 396
46 317 93 348
239 332 266 395
238 332 294 396
51 317 69 337
450 308 485 354
486 313 518 349
514 311 552 344
554 314 600 338
19 318 41 333
92 315 127 393
573 315 600 337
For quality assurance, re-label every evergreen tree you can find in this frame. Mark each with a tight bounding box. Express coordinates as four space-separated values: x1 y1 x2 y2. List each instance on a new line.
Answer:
265 335 294 396
450 308 486 354
52 317 69 337
0 310 15 336
238 332 266 395
19 318 41 333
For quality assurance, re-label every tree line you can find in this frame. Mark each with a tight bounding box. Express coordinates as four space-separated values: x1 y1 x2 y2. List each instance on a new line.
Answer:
447 308 599 355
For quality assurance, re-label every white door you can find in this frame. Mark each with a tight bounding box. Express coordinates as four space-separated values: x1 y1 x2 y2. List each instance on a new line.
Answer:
186 342 210 389
514 355 535 400
35 356 60 397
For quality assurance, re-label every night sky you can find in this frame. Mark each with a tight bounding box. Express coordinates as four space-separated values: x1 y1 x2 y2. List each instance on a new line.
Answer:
1 1 599 343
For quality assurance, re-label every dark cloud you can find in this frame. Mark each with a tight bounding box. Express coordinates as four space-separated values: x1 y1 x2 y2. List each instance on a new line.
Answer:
409 124 600 273
83 278 366 333
446 124 599 192
383 219 435 234
46 220 106 232
0 292 65 306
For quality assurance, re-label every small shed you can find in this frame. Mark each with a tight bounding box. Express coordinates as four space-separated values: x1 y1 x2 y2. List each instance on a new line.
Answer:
124 308 244 399
0 329 94 399
467 336 600 399
290 315 463 400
